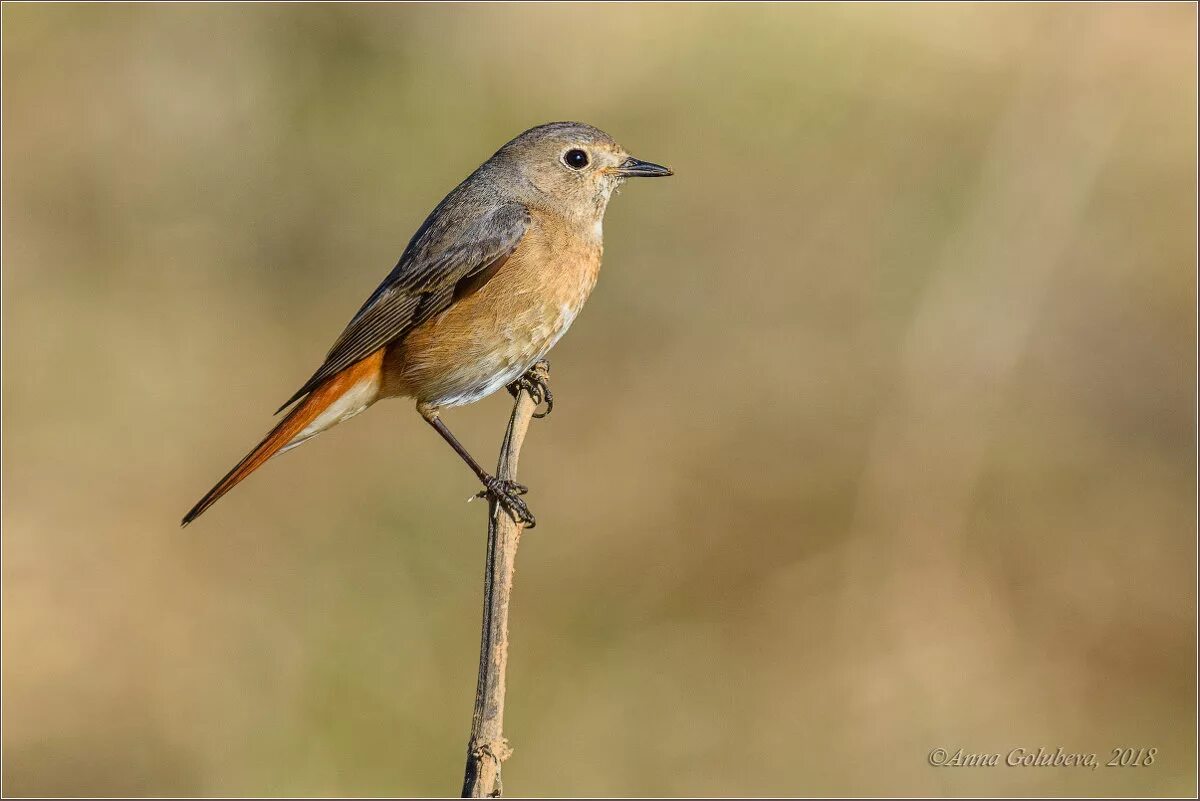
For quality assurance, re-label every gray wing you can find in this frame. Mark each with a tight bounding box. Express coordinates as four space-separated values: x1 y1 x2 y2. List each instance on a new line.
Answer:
276 199 530 412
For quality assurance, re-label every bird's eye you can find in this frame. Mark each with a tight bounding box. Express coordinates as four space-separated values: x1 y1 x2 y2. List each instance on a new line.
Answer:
563 149 590 170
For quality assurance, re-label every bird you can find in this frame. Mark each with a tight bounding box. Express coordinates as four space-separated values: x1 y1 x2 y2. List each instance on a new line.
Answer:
182 121 671 528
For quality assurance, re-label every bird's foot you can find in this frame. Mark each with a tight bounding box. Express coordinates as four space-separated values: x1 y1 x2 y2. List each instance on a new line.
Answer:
476 477 536 528
507 360 553 418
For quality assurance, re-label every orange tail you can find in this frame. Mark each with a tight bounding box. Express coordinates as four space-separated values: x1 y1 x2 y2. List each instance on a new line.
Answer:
181 349 385 526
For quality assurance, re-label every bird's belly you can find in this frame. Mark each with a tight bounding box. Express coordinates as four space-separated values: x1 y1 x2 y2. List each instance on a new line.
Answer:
396 303 580 407
384 252 598 408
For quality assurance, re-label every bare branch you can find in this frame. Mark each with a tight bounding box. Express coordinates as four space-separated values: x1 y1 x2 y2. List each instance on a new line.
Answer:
461 361 547 798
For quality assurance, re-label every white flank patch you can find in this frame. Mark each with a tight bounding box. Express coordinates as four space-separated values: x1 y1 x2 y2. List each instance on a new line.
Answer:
592 219 603 241
279 371 381 453
558 302 579 334
437 361 527 409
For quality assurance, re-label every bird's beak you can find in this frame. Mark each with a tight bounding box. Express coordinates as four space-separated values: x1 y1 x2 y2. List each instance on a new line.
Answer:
613 156 673 178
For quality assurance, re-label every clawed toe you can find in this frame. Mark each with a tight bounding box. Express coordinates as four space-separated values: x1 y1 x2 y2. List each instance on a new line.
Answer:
530 383 553 418
477 477 537 528
507 361 553 418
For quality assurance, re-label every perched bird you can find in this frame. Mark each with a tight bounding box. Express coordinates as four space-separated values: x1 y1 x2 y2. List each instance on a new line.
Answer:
182 122 671 527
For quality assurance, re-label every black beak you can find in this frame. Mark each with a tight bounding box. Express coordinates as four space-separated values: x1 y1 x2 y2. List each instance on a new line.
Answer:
615 156 673 178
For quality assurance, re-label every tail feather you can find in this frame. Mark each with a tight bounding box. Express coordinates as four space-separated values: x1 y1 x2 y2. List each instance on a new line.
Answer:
181 349 384 526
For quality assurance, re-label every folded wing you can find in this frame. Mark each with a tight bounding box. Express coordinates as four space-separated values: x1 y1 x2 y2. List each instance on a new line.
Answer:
276 199 530 413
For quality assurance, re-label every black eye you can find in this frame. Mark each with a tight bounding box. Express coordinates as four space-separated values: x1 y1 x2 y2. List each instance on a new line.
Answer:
563 149 589 170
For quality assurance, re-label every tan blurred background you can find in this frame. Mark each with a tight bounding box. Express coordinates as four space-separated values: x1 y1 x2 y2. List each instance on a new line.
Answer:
2 2 1195 796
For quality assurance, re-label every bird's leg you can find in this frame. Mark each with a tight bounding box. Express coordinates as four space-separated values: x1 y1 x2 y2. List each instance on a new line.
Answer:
418 403 536 528
507 360 553 419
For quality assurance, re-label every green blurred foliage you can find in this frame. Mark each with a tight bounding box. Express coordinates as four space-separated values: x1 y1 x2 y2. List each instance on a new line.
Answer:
2 3 1195 796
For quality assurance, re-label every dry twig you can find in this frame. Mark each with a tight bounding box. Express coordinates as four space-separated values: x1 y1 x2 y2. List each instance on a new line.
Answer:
460 361 547 798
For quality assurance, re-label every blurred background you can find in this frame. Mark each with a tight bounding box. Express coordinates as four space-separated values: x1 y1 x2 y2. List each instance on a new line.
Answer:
2 3 1195 796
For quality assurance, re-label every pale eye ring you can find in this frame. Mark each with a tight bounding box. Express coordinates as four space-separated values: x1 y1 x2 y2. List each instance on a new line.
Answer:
562 149 590 170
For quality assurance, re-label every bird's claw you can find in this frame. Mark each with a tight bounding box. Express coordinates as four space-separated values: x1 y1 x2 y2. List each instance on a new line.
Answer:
476 477 536 528
507 361 553 418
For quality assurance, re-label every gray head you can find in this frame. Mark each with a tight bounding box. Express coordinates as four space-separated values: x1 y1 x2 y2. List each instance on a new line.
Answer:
488 121 672 220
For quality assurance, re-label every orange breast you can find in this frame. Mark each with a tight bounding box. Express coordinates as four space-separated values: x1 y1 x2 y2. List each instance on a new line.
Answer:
383 210 602 408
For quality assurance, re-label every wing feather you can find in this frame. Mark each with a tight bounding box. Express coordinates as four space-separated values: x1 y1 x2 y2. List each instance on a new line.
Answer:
276 200 529 413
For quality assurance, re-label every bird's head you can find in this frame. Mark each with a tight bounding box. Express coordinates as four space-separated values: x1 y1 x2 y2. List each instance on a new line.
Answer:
492 121 672 223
